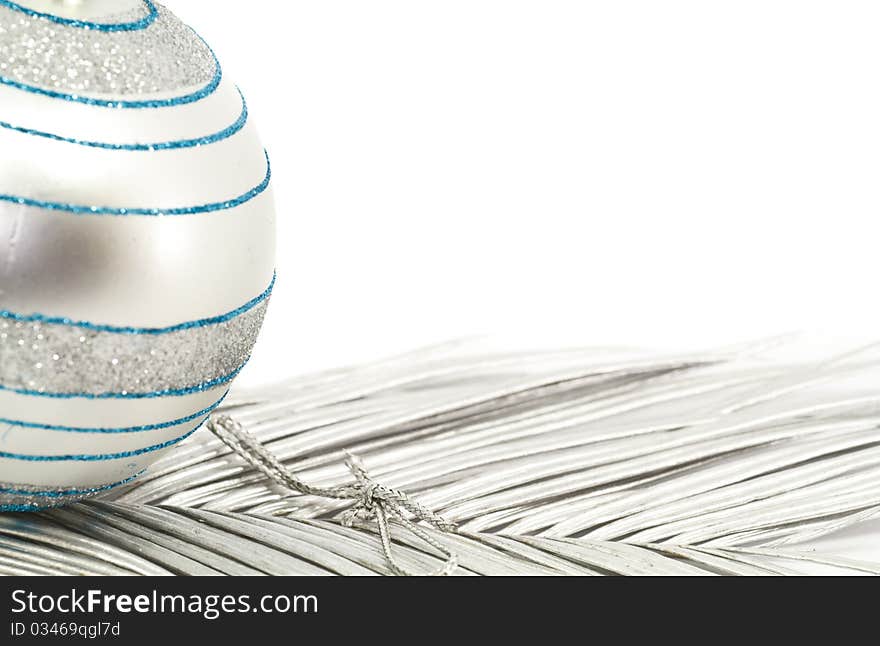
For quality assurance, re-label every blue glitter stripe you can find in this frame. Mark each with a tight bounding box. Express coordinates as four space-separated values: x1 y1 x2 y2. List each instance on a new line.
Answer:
1 503 55 511
0 422 203 462
1 274 274 335
0 62 221 109
0 0 157 31
0 88 248 151
0 362 246 400
0 150 270 216
0 392 227 434
0 470 146 498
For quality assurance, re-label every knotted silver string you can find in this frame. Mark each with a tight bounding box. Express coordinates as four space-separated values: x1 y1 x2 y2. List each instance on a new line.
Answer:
206 414 459 576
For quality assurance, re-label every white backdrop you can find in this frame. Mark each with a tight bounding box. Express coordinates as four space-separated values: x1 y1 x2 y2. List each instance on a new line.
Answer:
169 1 880 384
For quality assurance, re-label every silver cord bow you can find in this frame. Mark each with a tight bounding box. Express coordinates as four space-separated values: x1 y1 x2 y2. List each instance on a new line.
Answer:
206 415 459 576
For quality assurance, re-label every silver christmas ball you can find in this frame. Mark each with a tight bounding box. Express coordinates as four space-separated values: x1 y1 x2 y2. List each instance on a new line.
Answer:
0 1 275 510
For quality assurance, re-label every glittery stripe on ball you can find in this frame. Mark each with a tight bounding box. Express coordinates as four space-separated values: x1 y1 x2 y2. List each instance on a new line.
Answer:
0 469 145 511
0 151 270 216
0 0 157 31
0 424 201 461
0 87 248 151
0 392 227 433
0 283 272 398
0 3 216 99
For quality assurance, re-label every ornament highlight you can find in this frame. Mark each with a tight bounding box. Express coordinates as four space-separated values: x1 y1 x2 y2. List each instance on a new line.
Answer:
0 0 276 510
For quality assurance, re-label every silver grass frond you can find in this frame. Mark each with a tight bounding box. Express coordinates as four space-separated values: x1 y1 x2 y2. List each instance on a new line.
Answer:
2 338 880 575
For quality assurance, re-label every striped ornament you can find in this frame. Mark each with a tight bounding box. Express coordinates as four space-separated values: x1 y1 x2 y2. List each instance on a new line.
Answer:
0 0 276 510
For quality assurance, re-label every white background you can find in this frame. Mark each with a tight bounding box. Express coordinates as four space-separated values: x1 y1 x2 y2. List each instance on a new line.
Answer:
170 1 880 384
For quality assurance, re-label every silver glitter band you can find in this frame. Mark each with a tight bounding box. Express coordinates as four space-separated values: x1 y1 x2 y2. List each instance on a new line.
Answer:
0 490 89 510
0 469 142 510
0 3 215 97
0 300 268 397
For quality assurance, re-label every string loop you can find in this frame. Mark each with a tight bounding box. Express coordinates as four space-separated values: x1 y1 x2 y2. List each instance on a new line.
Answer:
206 414 458 576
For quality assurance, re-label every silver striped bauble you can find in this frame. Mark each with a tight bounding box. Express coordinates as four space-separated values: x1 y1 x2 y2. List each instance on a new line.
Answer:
0 0 276 510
